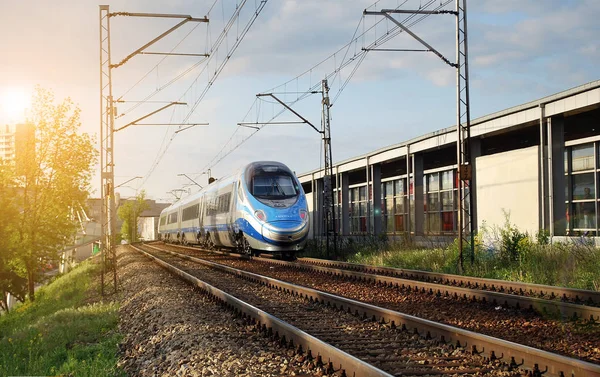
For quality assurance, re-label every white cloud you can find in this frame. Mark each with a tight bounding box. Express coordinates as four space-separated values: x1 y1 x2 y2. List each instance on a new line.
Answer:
3 0 600 199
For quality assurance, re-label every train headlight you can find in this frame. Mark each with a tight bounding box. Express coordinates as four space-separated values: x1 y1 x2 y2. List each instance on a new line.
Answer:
255 210 267 222
299 209 308 221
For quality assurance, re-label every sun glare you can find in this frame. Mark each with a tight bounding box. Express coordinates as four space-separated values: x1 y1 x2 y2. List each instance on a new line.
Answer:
0 88 31 122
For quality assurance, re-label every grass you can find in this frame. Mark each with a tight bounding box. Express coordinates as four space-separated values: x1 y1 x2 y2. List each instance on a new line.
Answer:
301 235 600 291
0 261 124 377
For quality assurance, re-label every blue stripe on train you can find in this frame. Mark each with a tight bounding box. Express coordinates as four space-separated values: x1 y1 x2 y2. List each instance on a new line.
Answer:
161 221 305 247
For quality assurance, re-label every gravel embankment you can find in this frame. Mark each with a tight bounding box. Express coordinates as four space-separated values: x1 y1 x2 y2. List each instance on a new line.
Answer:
117 245 321 376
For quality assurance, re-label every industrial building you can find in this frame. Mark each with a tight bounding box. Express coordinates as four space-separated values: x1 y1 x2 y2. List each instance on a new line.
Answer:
298 80 600 244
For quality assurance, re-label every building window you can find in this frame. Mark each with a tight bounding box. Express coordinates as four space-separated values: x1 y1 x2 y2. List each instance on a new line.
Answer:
424 170 458 234
349 186 367 233
565 142 597 235
381 178 408 233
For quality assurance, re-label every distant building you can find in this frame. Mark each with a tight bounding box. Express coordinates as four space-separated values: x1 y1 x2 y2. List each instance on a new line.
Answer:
85 197 170 241
138 217 159 241
0 123 35 173
137 200 170 241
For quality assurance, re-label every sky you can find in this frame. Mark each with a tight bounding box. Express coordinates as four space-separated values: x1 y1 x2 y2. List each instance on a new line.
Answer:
1 0 599 203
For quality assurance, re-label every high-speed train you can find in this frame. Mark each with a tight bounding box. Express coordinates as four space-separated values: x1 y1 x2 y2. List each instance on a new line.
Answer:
158 161 309 258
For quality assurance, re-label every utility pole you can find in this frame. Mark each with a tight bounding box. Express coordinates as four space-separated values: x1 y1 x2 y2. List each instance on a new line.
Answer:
321 79 337 258
364 0 473 272
455 0 474 270
245 86 338 258
99 5 114 296
99 5 208 294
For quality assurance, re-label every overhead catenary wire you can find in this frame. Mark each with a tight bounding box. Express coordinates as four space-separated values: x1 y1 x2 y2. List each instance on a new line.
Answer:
138 0 269 189
197 0 449 174
262 0 410 95
117 0 220 118
139 1 257 186
117 22 203 108
182 0 267 123
333 0 451 104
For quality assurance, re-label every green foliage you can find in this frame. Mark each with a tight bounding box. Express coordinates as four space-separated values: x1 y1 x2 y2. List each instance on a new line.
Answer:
301 234 391 261
0 160 27 310
323 218 600 291
2 87 98 302
0 261 124 377
536 228 550 245
498 217 530 263
117 190 150 243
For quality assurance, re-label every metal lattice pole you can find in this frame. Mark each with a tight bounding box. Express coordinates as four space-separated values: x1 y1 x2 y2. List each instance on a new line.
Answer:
99 5 115 294
99 5 211 294
364 1 474 271
321 79 337 258
455 0 473 273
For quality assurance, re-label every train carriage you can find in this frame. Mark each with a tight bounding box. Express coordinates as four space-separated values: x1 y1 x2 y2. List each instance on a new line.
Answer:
158 161 309 258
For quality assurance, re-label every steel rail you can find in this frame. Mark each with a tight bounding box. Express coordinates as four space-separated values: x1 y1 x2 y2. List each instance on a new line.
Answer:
143 243 600 377
130 244 393 377
156 242 600 321
298 257 600 306
262 257 600 322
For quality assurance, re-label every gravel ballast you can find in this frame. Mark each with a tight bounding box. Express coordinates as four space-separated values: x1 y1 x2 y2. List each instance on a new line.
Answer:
117 246 320 376
155 243 600 365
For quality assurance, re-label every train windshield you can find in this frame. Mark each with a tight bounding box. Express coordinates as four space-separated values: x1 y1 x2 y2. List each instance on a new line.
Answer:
252 175 298 199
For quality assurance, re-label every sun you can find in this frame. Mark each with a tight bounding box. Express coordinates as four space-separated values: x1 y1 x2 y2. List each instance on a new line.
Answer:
0 88 31 122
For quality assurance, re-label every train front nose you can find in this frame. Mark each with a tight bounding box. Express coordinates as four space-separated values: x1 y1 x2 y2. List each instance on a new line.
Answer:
261 220 308 242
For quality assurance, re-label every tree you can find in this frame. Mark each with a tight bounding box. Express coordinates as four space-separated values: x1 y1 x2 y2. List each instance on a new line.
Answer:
0 160 27 312
10 87 97 302
118 190 150 243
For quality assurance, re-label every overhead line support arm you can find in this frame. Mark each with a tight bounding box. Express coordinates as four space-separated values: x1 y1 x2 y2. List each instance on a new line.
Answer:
378 9 458 15
363 10 457 68
110 12 209 20
256 93 322 134
114 102 186 132
110 15 209 69
139 52 210 57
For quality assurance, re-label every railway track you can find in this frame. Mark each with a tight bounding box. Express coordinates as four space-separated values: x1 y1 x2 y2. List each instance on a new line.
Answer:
135 243 600 377
154 242 600 322
147 242 600 365
298 257 600 307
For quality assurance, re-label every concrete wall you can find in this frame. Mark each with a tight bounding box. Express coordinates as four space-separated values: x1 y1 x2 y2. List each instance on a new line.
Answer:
476 146 540 236
138 217 159 241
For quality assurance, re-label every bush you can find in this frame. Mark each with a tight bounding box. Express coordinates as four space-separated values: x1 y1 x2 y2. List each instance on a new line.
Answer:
301 234 390 261
315 217 600 291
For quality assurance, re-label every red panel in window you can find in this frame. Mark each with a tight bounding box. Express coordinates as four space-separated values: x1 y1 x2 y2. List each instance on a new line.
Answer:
442 211 454 231
394 215 404 232
360 217 367 232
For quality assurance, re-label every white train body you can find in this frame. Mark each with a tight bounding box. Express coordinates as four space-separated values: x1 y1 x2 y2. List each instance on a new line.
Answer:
158 161 309 256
